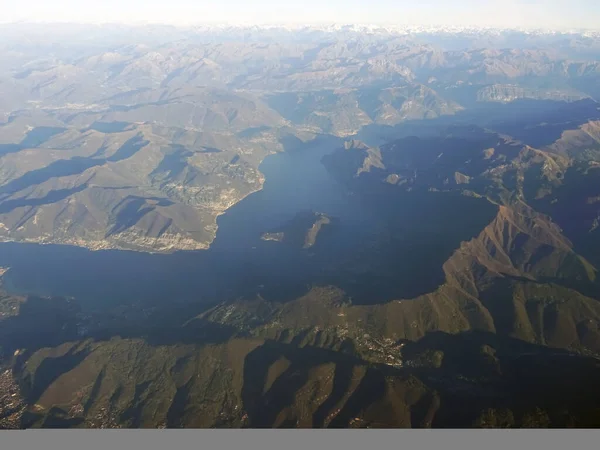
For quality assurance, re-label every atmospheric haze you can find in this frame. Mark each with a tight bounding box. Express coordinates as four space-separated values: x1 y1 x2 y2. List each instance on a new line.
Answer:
2 0 600 30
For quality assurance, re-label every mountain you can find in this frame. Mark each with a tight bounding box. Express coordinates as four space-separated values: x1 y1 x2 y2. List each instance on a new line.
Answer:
2 25 600 429
0 122 275 252
2 27 600 252
4 115 600 428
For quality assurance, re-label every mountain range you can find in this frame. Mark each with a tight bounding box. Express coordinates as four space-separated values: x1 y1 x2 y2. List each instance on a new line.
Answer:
2 25 600 429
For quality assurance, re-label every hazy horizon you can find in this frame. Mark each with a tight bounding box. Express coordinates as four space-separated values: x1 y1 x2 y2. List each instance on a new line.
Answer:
2 0 600 30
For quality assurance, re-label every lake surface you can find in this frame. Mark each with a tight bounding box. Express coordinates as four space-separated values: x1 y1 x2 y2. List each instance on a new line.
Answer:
0 134 375 309
3 98 586 308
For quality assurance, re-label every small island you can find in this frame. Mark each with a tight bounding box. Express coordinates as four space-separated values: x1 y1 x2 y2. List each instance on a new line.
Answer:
260 211 337 249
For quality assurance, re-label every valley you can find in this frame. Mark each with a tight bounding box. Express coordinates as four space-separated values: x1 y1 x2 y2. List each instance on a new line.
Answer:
2 25 600 428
